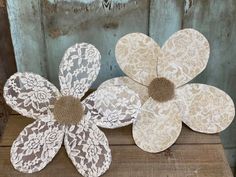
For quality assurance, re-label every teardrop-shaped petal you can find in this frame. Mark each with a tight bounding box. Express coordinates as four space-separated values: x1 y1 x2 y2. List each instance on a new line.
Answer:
132 98 182 153
59 43 101 99
64 119 111 177
99 76 149 104
82 85 141 129
11 118 64 173
158 29 210 87
116 33 160 86
177 83 235 133
4 72 61 119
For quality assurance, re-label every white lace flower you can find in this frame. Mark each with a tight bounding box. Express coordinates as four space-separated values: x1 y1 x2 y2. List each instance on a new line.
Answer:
83 84 141 129
4 43 141 176
99 29 235 153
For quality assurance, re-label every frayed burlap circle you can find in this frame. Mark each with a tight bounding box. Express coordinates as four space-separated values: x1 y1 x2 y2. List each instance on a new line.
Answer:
53 96 84 124
148 77 175 102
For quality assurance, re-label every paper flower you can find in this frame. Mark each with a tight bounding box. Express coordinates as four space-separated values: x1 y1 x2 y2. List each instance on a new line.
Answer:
99 29 235 153
4 43 141 176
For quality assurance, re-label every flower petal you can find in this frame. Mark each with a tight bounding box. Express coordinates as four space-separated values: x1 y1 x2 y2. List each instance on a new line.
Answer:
11 118 64 173
59 43 101 99
177 83 235 133
4 72 61 119
116 33 160 86
158 28 210 87
64 119 111 177
82 85 141 129
99 76 149 104
132 98 182 153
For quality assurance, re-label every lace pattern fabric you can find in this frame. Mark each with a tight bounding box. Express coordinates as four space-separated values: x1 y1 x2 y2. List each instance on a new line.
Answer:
4 72 61 119
11 117 64 173
4 43 141 176
104 28 235 153
65 119 111 177
59 43 101 99
83 85 141 129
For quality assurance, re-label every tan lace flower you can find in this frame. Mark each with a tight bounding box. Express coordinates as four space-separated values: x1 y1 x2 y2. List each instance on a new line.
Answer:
99 29 235 153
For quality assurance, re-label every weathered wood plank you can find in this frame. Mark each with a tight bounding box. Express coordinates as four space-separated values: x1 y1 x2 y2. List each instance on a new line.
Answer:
0 145 233 177
149 0 184 45
7 0 150 88
7 0 48 77
41 0 150 88
0 114 221 146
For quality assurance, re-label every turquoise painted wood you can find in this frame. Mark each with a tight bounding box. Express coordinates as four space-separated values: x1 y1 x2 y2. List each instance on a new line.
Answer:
149 0 183 45
42 0 149 88
8 0 149 88
7 0 47 77
7 0 236 170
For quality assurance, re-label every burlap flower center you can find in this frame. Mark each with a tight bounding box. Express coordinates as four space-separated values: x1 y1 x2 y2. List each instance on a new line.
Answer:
148 77 175 102
53 96 84 124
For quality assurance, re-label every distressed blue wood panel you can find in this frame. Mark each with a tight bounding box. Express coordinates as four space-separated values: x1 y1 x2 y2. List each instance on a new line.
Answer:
8 0 149 88
149 0 184 45
7 0 47 77
42 0 149 88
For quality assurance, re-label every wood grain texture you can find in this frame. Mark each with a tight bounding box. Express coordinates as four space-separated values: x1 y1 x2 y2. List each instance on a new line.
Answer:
0 145 233 177
7 0 150 88
149 0 184 45
42 0 150 88
0 115 221 146
0 114 233 177
7 0 48 77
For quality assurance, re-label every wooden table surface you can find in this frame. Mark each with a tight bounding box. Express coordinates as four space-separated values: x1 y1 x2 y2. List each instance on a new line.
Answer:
0 114 233 177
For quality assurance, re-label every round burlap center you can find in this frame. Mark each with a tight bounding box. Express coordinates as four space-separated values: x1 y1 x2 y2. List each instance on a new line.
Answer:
148 77 175 102
53 96 84 124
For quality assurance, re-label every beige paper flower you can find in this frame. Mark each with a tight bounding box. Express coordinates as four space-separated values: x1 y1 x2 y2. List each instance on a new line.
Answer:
99 29 235 153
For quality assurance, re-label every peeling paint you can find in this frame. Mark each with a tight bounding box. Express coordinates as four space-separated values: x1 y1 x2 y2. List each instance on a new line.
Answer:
43 0 58 13
47 0 129 5
31 2 37 16
48 27 63 38
42 0 139 39
103 21 119 29
45 0 129 11
184 0 193 14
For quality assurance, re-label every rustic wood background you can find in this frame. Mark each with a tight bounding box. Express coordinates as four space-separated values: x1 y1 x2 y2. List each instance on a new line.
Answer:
0 0 16 137
3 0 236 172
